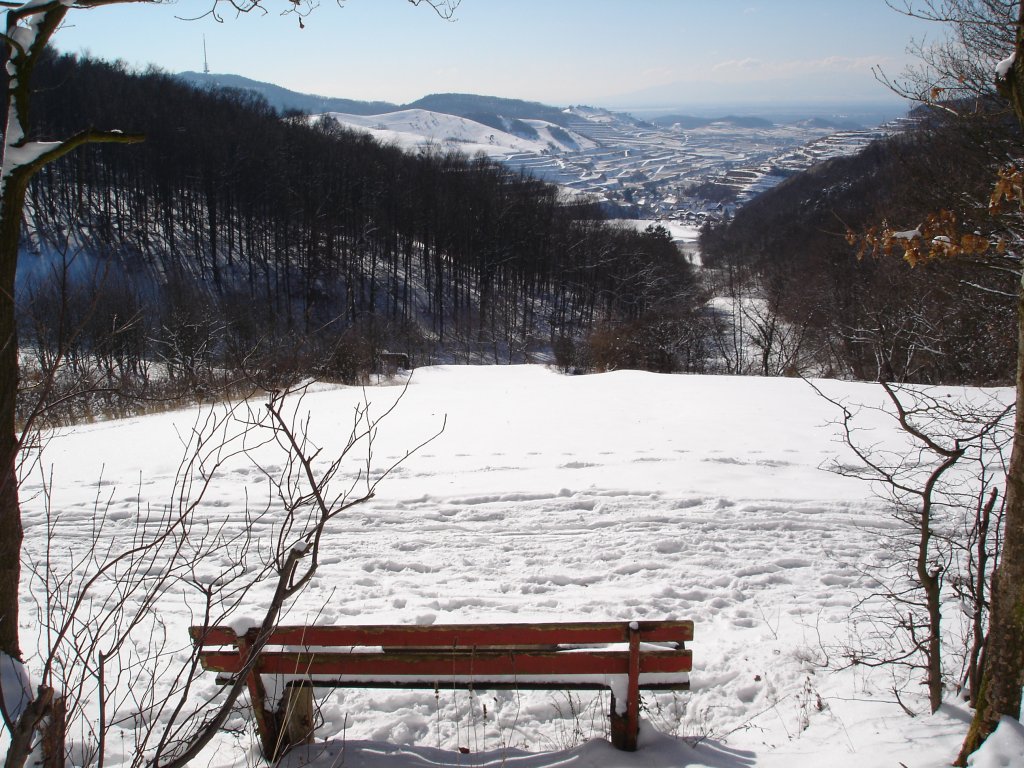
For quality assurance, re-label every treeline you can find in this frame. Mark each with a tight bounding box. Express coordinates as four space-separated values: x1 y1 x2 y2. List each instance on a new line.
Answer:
16 52 703 422
700 107 1020 385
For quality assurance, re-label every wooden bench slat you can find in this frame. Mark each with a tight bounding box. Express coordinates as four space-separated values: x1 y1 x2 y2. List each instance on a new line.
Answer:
198 648 692 678
189 621 693 649
212 676 691 691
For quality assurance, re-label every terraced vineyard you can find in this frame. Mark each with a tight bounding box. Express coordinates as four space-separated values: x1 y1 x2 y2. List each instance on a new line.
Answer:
502 106 900 225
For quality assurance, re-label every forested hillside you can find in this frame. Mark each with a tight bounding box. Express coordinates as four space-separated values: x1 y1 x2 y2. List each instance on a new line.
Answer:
177 71 401 116
20 50 1016 431
176 74 573 130
16 53 702 421
700 107 1021 385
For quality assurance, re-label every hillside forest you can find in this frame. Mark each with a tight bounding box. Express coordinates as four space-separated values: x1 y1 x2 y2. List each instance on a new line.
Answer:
16 52 706 425
14 51 1022 428
700 105 1021 385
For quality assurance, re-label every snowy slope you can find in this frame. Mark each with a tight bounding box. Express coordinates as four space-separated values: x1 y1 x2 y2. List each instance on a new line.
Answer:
323 109 593 157
11 366 1021 768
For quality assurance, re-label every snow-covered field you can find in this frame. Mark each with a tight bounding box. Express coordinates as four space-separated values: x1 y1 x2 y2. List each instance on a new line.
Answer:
607 219 702 265
607 219 701 244
14 365 1024 768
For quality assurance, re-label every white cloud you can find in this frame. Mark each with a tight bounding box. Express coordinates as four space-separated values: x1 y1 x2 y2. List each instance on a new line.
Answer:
712 58 763 72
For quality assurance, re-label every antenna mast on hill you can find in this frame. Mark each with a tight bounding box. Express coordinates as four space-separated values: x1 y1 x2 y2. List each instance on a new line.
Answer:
203 35 210 75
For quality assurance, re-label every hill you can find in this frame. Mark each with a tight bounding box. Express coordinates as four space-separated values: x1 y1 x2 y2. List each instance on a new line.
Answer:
177 70 399 115
176 73 582 146
699 109 1019 385
793 116 864 131
175 73 575 131
650 114 775 129
406 92 573 127
321 108 595 157
648 114 866 132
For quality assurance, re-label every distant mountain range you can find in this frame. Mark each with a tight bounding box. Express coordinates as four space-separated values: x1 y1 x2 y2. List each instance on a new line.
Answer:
648 114 864 131
177 71 398 115
177 72 575 128
175 72 865 132
650 114 776 130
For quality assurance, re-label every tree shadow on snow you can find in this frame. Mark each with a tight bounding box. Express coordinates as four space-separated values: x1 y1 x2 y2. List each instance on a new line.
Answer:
279 724 756 768
680 739 758 768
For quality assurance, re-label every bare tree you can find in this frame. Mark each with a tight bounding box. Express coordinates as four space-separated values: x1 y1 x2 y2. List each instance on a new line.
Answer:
8 380 441 768
879 1 1016 107
0 0 455 763
959 4 1024 758
0 0 459 660
705 264 813 377
815 380 1011 714
855 3 1024 758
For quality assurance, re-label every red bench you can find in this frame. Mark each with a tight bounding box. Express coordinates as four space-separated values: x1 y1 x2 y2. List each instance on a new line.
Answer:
191 619 693 757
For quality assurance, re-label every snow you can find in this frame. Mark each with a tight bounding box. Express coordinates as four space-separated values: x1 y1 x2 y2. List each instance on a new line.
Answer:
606 219 703 265
2 2 78 195
607 219 701 243
968 717 1024 768
320 109 591 158
997 52 1016 80
10 365 1016 767
0 654 32 722
2 139 61 172
893 228 922 240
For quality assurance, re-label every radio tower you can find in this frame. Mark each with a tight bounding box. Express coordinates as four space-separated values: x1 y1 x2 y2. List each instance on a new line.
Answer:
203 35 210 75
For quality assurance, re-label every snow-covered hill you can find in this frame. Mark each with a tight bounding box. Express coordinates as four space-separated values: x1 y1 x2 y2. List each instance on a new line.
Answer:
323 109 595 157
13 366 1021 768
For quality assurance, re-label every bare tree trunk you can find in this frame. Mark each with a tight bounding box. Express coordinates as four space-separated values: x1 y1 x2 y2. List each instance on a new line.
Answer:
958 11 1024 761
40 697 66 768
3 687 52 768
0 173 25 661
0 1 142 663
957 286 1024 762
965 487 998 706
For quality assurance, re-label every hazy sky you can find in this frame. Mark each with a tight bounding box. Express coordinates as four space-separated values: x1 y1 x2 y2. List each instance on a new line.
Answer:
52 0 946 111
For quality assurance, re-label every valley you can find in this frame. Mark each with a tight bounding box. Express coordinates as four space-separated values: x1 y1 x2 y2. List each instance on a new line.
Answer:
178 71 903 249
323 102 899 229
507 107 897 224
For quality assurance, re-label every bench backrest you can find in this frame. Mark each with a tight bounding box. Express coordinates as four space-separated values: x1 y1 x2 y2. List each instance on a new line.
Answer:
191 620 693 649
191 620 693 689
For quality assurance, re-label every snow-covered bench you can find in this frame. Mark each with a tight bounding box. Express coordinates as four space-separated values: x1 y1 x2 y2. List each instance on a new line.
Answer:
190 619 693 757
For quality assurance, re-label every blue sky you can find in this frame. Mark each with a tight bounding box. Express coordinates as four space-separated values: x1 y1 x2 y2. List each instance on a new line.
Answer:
52 1 945 111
